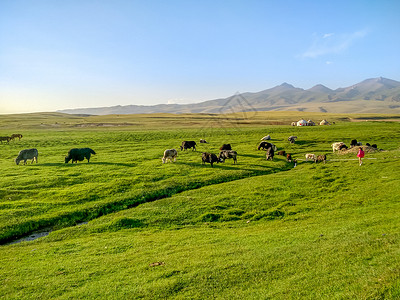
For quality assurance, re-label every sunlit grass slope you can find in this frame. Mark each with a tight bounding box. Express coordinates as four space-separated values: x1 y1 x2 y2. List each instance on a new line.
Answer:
0 112 399 298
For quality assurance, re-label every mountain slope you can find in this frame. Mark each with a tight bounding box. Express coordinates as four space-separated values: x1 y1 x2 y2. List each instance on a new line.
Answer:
57 77 400 115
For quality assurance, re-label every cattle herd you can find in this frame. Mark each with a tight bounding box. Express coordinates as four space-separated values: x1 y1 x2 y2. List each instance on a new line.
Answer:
6 132 376 167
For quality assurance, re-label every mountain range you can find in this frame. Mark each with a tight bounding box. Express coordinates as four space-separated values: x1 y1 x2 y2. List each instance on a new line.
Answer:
57 77 400 115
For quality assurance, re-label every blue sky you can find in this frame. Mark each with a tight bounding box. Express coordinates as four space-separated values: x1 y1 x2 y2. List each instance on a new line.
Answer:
1 0 399 113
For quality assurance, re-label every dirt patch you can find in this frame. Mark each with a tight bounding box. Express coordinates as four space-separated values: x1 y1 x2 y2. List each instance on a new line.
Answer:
73 123 139 127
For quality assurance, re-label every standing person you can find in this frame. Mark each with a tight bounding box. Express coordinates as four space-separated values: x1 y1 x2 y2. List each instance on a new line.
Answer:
357 147 365 166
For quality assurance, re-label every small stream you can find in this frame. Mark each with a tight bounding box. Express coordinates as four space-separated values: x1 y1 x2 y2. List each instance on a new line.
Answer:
4 222 88 246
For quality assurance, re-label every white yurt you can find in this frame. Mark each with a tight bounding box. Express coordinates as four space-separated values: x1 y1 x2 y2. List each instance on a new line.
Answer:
320 119 330 125
297 119 307 126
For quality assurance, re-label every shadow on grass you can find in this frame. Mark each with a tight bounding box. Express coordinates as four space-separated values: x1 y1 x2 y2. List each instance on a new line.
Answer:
37 162 136 167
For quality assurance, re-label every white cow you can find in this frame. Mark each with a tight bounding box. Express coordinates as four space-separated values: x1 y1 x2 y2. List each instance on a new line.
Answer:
162 149 178 163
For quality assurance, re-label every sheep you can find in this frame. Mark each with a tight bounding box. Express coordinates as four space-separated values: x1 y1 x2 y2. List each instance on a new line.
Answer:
266 147 274 160
316 154 327 164
331 142 345 152
15 148 38 165
261 135 271 140
305 153 316 162
218 150 237 164
162 149 177 163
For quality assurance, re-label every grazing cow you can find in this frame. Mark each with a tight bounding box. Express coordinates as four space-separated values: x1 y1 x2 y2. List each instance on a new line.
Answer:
218 150 237 164
0 136 11 143
286 153 292 162
266 147 274 160
180 141 197 151
331 142 346 152
350 139 358 148
305 153 316 162
201 152 219 167
316 154 327 164
15 148 38 165
338 144 348 151
261 135 271 140
288 136 297 144
371 144 377 149
199 139 208 143
258 141 277 151
219 144 232 151
10 134 23 141
65 148 96 163
162 149 177 163
366 143 371 146
277 150 286 156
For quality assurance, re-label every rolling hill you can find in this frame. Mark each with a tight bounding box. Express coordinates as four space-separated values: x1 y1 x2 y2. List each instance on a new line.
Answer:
57 77 400 115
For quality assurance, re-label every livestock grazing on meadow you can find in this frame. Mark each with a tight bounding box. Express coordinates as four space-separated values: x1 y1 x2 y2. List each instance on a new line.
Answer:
350 139 358 148
199 139 208 143
305 153 316 162
218 150 237 164
15 148 38 165
261 135 271 140
266 147 274 161
331 142 346 152
0 136 11 143
201 152 219 167
162 149 178 163
219 144 232 151
277 150 286 156
10 134 23 141
286 153 292 162
316 154 327 164
65 148 96 163
371 144 377 149
180 141 197 151
338 144 348 151
288 136 297 144
257 141 277 151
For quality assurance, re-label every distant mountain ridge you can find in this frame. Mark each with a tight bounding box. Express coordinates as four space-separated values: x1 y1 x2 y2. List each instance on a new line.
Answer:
57 77 400 115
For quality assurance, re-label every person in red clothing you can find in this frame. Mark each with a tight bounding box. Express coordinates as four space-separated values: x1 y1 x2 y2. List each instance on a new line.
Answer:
357 147 365 166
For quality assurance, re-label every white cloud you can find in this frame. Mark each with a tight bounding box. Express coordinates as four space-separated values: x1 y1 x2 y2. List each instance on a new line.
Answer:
323 33 334 38
326 61 333 65
301 30 368 58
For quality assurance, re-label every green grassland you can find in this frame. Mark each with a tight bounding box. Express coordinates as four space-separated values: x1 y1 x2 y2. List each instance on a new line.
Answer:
0 112 400 299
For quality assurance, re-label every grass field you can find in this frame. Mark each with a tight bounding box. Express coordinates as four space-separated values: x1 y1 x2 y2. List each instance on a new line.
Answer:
0 112 400 299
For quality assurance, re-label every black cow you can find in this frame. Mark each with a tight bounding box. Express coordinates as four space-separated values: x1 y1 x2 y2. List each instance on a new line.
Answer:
219 144 232 151
218 150 237 164
258 141 272 150
350 139 358 147
201 152 219 167
65 148 96 163
180 141 197 151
